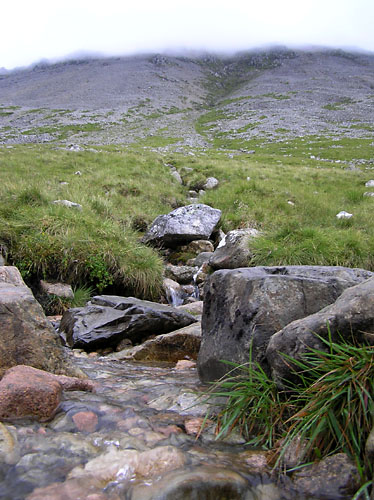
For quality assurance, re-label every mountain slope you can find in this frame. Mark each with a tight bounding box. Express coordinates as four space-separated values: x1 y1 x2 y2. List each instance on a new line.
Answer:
0 48 373 147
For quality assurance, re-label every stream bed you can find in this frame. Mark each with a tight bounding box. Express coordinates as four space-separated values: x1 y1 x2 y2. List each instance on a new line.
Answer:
0 353 325 499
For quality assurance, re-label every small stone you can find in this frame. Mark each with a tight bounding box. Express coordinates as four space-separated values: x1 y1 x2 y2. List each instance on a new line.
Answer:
171 170 183 184
175 360 196 370
203 177 219 190
336 211 353 219
72 411 99 432
364 191 374 197
365 180 374 187
184 417 213 435
74 170 82 175
53 200 82 210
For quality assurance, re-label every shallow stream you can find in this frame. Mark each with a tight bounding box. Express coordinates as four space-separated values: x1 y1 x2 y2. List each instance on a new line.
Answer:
0 354 321 499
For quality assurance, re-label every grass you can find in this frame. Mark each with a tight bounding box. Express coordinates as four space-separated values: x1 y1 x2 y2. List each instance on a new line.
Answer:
202 331 374 495
0 145 186 298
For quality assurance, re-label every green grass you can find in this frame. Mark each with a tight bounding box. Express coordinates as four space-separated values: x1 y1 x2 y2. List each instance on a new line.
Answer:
0 145 187 298
202 332 374 495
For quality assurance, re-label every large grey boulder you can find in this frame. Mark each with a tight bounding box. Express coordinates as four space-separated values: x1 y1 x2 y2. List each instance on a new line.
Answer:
209 228 260 270
0 266 85 379
197 266 373 383
267 276 374 388
60 295 197 351
142 204 221 247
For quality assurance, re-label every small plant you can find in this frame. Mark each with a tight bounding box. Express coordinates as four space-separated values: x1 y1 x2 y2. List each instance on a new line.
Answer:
71 284 94 307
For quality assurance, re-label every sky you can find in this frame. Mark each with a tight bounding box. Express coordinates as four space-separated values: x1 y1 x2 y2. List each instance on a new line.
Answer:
1 0 374 70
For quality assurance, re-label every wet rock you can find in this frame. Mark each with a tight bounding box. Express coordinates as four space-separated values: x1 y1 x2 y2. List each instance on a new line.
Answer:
60 295 197 351
40 280 74 299
292 453 360 499
109 322 201 362
0 365 94 421
163 278 185 307
267 276 374 388
165 263 198 284
129 465 256 500
175 360 196 370
0 266 86 378
198 266 373 383
142 204 221 247
209 228 260 270
68 444 186 483
26 477 110 500
0 422 20 464
187 251 213 266
72 411 99 432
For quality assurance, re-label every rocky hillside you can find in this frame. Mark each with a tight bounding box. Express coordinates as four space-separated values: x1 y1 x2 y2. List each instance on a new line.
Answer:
0 48 374 147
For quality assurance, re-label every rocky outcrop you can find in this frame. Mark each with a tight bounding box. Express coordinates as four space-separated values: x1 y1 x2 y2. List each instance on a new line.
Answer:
142 204 221 247
209 228 260 269
197 266 373 382
266 276 374 387
0 365 94 421
60 295 197 351
40 280 74 299
110 322 201 362
0 266 86 379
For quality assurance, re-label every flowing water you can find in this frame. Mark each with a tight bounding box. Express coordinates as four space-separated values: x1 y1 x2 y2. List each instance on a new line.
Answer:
0 353 320 499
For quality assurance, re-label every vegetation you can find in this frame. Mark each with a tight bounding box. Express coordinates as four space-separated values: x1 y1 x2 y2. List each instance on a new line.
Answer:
0 145 186 298
202 332 374 495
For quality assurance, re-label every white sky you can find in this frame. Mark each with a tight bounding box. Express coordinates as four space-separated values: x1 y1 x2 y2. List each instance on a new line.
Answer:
1 0 374 69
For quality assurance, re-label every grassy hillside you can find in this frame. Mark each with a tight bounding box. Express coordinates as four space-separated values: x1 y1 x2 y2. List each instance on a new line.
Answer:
1 136 374 301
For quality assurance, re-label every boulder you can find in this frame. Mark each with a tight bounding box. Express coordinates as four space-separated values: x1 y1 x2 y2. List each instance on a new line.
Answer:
142 204 221 247
0 266 86 379
203 177 219 190
187 251 213 267
0 365 94 421
209 228 260 270
163 278 185 306
292 453 360 499
165 264 198 285
267 276 374 387
110 322 201 362
60 295 197 351
197 266 373 383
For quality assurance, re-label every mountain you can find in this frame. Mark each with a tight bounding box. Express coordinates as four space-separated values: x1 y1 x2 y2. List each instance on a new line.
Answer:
0 48 373 148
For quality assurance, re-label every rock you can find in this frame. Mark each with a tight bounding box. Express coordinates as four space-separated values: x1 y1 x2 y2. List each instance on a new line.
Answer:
175 360 196 370
364 191 374 197
177 300 204 316
109 322 201 362
181 239 214 254
142 204 221 247
60 295 197 351
187 251 213 267
0 266 86 379
197 266 373 383
0 365 94 421
40 280 74 299
129 466 254 500
336 210 353 219
26 477 107 500
170 169 183 184
68 445 186 483
365 180 374 187
72 411 99 432
165 263 198 284
267 276 374 388
292 453 360 499
209 228 260 269
203 177 219 190
163 278 185 306
53 199 82 210
366 426 374 461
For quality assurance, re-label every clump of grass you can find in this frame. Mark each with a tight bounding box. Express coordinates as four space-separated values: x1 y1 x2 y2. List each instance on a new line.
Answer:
202 332 374 494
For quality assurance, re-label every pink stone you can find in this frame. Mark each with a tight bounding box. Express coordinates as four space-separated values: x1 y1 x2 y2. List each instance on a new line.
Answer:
72 411 99 432
175 360 196 370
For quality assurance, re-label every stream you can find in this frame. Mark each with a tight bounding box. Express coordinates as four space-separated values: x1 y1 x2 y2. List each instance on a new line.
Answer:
0 353 320 499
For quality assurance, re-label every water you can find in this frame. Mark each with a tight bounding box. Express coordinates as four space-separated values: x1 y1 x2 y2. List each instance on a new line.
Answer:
0 354 320 499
